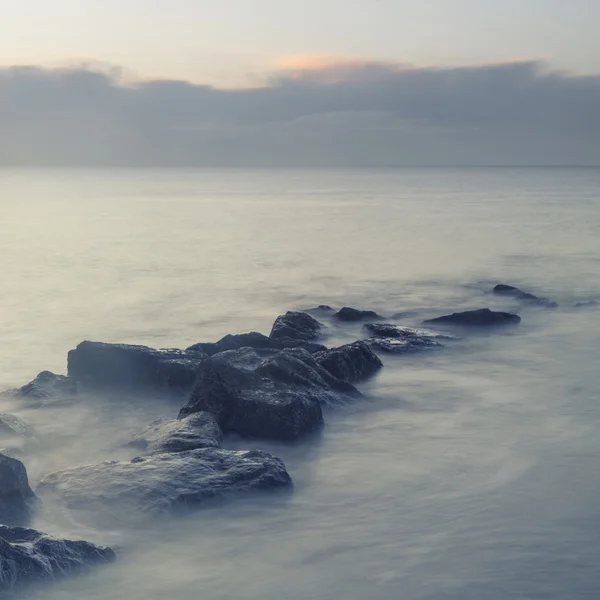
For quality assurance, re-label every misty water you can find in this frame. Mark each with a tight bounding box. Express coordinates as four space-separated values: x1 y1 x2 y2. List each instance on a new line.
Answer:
1 167 600 599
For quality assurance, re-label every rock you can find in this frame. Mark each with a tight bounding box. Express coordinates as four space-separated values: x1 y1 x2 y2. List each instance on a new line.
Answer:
423 308 521 327
5 371 76 404
67 341 207 392
269 311 323 342
364 323 454 354
493 284 558 308
574 300 598 308
314 341 383 383
333 307 383 322
0 453 37 525
186 331 326 356
39 448 292 517
129 412 223 454
0 525 114 593
179 347 359 441
0 414 35 440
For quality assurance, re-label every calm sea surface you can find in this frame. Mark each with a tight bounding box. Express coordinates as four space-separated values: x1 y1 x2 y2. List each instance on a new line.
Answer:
1 167 600 599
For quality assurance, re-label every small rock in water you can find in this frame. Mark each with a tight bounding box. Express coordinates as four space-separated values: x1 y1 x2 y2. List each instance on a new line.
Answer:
38 447 292 517
269 311 323 342
333 307 383 322
314 341 383 383
423 308 521 327
2 371 77 406
0 414 35 440
0 453 38 526
0 525 114 593
493 284 558 308
129 412 223 454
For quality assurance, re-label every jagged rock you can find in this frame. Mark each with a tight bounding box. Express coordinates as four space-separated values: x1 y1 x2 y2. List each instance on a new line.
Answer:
0 525 114 592
333 307 383 322
314 341 383 383
4 371 76 404
0 414 35 440
129 412 223 454
269 311 323 342
423 308 521 327
493 284 558 308
67 341 207 392
179 347 359 441
364 323 454 354
38 448 292 517
0 453 37 526
186 331 326 356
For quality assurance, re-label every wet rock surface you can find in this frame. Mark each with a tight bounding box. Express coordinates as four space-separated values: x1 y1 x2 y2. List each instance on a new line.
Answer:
423 308 521 327
364 323 455 354
3 371 76 405
67 341 206 392
0 453 37 526
129 412 223 454
179 347 359 441
0 525 115 593
0 414 35 440
314 341 383 383
269 311 323 342
333 307 383 322
38 448 292 516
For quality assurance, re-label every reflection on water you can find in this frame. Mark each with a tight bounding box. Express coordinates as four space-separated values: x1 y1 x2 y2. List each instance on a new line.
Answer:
1 167 600 599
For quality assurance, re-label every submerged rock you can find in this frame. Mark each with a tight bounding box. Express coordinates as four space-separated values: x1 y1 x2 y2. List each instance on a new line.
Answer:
0 453 37 525
186 331 326 356
129 412 223 454
269 311 323 342
423 308 521 327
39 448 292 516
493 284 558 308
574 300 598 308
179 347 359 441
364 323 454 354
67 341 206 392
314 341 383 383
0 414 35 440
333 307 383 322
0 525 114 593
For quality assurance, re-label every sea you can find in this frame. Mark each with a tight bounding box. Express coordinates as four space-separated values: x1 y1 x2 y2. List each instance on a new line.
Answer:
1 167 599 599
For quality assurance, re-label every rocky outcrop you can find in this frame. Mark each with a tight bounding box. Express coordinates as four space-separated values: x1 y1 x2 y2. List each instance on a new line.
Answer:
333 307 383 322
314 341 383 383
3 371 76 405
269 311 323 342
364 323 453 354
38 448 292 517
0 525 114 593
423 308 521 327
186 331 326 356
67 341 207 392
0 453 37 525
493 284 558 308
129 412 223 454
179 347 359 441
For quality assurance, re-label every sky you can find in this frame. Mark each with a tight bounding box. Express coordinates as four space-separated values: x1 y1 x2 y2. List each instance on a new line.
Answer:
1 0 599 166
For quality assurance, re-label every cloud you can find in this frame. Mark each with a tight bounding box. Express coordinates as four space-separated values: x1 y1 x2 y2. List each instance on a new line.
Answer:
0 59 599 166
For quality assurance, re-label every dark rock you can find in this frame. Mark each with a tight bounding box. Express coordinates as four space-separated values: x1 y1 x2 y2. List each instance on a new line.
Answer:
423 308 521 327
0 525 114 593
333 307 383 322
0 453 37 525
7 371 76 404
493 284 557 307
179 347 359 441
186 331 326 357
129 412 223 454
0 414 35 440
574 300 598 308
269 311 323 342
364 323 456 354
314 341 383 383
67 341 207 392
39 448 292 517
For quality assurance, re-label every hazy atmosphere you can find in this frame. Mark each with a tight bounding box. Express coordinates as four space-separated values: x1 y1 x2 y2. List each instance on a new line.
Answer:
1 0 599 166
